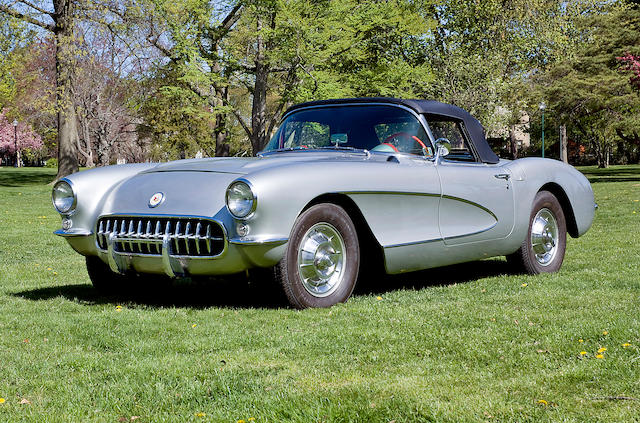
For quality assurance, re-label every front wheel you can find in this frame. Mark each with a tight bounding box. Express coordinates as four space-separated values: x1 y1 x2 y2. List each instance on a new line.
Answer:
86 256 131 294
86 256 171 294
275 203 360 309
507 190 567 274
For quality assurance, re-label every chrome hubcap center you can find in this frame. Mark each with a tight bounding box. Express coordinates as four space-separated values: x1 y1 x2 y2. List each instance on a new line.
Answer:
530 208 559 266
297 223 346 297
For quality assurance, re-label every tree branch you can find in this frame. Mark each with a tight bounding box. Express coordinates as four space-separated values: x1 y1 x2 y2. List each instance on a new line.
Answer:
17 0 53 17
0 4 54 31
219 4 242 33
231 107 252 140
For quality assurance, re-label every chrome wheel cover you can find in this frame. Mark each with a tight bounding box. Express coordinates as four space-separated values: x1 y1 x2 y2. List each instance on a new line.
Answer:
530 208 559 266
297 223 346 297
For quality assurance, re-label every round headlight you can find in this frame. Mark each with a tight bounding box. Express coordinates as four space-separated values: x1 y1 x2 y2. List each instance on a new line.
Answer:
52 180 76 214
226 181 256 218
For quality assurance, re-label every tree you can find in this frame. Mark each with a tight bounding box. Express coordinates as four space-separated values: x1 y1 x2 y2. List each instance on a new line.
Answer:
225 0 434 154
423 0 582 135
133 0 242 157
0 15 32 108
534 2 640 166
0 108 44 164
618 53 640 90
134 0 435 157
0 0 79 179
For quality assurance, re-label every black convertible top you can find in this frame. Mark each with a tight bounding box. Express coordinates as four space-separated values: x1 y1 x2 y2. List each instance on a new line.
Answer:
285 97 500 164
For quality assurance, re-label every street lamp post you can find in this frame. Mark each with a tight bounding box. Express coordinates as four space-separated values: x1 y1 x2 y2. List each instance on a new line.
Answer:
12 119 18 167
539 102 546 158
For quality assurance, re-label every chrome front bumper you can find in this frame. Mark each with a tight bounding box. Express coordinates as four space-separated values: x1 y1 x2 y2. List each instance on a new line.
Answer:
56 225 289 277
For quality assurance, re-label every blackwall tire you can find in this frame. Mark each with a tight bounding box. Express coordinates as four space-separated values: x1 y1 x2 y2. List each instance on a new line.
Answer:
507 190 567 274
276 203 360 309
85 256 130 294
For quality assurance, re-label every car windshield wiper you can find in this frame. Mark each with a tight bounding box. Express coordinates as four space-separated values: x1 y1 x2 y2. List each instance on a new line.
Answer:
317 146 363 152
268 147 309 152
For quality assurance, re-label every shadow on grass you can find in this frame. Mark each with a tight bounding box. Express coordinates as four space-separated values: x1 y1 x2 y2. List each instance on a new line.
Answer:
0 168 56 187
14 259 512 309
579 165 640 184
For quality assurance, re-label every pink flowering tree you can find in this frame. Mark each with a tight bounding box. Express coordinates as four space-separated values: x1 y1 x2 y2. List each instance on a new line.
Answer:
0 110 44 165
618 53 640 91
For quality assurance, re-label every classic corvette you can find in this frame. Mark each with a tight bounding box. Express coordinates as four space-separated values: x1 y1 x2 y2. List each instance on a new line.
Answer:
52 98 595 308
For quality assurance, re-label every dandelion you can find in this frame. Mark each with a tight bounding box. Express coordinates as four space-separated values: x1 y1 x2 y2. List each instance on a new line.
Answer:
192 324 197 328
116 305 123 312
195 412 206 417
521 283 528 287
578 339 584 343
47 267 52 271
238 420 246 423
53 272 58 276
597 347 607 353
248 418 255 422
622 343 631 348
602 331 609 335
596 354 604 359
0 398 5 404
537 399 548 406
376 296 382 301
580 351 587 356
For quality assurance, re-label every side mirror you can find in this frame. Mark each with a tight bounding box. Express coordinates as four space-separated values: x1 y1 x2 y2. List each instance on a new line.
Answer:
434 138 451 163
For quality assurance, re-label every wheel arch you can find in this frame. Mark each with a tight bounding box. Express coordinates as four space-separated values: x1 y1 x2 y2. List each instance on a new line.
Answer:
539 182 579 238
301 193 386 273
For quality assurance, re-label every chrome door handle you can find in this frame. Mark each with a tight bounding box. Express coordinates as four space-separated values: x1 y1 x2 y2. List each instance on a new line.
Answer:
494 173 510 180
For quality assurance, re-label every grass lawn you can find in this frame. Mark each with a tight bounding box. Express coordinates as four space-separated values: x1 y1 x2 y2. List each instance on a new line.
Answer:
0 165 639 422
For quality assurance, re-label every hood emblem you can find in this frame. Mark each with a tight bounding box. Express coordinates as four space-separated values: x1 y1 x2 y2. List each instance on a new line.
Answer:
148 192 164 208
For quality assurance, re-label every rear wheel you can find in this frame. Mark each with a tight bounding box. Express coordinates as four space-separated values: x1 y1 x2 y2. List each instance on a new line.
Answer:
275 203 360 309
507 190 567 274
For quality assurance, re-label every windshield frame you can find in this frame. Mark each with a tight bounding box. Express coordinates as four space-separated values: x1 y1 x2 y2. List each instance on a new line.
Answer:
259 102 437 157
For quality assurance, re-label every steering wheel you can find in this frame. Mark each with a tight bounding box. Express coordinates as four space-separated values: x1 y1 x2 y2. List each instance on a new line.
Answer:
383 132 428 154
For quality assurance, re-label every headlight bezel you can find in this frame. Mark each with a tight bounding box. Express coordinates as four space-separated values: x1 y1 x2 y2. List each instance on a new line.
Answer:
225 179 257 219
52 178 77 215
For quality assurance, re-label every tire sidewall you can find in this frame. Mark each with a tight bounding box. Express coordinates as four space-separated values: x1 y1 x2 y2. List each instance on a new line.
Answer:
282 204 360 308
523 191 567 273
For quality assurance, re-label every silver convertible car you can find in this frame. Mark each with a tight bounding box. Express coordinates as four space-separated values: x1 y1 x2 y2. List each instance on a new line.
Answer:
52 98 595 308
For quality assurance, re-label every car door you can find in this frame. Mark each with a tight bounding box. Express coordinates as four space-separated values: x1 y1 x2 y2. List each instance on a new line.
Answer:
428 119 515 245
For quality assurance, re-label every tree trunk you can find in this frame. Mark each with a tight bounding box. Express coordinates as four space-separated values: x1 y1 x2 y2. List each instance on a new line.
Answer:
250 16 269 155
214 86 230 157
77 117 94 167
559 125 568 164
96 125 110 165
53 0 79 180
509 125 518 159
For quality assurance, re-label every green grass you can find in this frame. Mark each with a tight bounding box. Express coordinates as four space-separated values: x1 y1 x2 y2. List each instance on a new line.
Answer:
0 165 639 422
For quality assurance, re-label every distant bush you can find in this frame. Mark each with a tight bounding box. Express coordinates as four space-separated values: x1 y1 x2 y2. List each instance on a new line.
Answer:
44 158 57 168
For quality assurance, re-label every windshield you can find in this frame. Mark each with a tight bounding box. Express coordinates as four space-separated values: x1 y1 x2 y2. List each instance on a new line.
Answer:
263 105 433 156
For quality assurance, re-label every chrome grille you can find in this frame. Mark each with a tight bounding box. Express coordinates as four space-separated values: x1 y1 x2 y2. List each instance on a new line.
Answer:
96 216 225 257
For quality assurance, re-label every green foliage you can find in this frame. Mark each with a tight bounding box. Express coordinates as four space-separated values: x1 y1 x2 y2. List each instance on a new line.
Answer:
534 2 640 166
43 157 57 168
1 166 640 421
424 0 584 131
0 15 33 109
138 65 219 160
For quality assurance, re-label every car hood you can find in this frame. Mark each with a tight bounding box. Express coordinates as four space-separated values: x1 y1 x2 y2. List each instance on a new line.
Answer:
142 151 371 175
